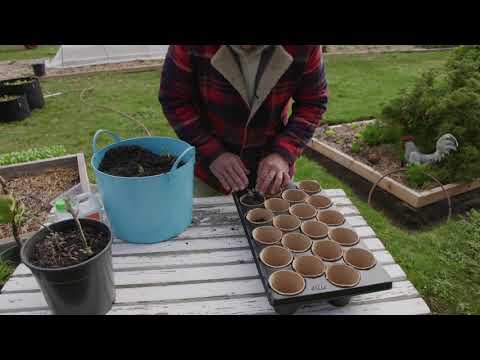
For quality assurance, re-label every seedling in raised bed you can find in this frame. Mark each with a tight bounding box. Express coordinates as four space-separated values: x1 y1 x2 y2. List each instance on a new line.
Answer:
0 176 57 248
0 177 26 248
324 128 336 138
351 142 363 154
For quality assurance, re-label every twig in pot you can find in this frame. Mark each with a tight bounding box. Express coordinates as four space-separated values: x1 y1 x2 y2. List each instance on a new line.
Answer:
64 197 93 255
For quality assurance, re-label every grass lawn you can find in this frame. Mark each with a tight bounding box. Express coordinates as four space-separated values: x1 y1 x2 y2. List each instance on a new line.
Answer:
1 49 478 314
0 45 60 62
323 51 452 123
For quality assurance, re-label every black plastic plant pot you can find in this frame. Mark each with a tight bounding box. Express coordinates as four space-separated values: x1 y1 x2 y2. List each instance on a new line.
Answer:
0 94 31 122
0 77 45 109
20 219 116 315
32 63 46 77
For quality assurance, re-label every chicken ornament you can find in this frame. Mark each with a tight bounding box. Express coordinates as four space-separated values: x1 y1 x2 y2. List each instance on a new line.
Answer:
402 134 459 166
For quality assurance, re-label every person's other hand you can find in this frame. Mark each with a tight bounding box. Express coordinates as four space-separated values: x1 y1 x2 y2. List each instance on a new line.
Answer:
256 153 290 195
210 153 250 193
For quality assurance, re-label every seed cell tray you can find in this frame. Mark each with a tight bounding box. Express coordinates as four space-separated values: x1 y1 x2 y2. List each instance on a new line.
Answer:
232 186 393 315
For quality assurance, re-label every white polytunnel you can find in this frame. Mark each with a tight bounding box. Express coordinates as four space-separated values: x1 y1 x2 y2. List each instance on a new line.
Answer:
46 45 170 69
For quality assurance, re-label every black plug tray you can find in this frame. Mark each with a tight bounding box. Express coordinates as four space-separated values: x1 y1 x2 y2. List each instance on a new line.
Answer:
232 187 393 315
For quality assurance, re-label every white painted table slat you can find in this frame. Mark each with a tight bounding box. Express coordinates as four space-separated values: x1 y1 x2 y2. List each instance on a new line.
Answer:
0 191 430 315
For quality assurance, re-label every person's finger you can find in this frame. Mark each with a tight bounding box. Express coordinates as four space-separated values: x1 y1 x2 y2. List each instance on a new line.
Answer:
238 159 250 175
281 172 291 189
255 162 269 193
232 161 249 189
215 171 231 193
257 169 276 194
224 166 244 192
270 172 284 195
223 167 240 192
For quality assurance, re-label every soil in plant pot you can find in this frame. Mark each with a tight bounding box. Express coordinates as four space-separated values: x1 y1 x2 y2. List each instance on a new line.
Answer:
2 79 35 86
29 224 109 268
0 168 79 241
242 194 265 206
241 189 265 206
98 145 184 177
315 123 438 191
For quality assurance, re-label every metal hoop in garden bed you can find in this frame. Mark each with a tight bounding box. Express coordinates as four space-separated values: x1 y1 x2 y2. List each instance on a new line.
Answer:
368 168 453 222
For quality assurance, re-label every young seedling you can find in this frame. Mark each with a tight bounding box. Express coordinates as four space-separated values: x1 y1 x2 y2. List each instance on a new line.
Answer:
0 176 25 248
351 142 363 154
64 197 93 255
0 176 56 249
324 128 337 138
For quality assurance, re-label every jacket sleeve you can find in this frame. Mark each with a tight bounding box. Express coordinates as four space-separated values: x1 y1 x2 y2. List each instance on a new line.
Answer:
159 45 226 166
271 46 328 165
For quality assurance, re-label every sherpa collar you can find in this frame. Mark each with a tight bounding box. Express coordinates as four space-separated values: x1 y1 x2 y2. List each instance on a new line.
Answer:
211 45 293 119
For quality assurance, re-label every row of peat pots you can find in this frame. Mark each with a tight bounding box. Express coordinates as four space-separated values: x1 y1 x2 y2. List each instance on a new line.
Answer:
0 77 45 122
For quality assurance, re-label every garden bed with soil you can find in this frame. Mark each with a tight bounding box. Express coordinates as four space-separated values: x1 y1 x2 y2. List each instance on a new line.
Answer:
0 168 79 241
0 154 90 244
307 121 480 229
314 121 438 191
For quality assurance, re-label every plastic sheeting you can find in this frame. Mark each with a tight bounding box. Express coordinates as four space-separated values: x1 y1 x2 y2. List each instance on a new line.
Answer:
46 45 169 69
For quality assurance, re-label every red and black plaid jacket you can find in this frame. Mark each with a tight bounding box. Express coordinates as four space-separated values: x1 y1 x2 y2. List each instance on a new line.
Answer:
159 45 328 194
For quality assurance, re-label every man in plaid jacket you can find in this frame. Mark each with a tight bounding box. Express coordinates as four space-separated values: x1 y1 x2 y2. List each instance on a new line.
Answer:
159 45 328 196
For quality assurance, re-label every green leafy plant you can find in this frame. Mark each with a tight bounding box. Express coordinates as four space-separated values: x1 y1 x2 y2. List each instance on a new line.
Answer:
324 128 336 138
405 164 431 189
382 45 480 185
0 177 27 248
359 121 403 147
0 176 55 249
0 146 67 167
0 260 14 287
351 142 363 154
360 122 384 146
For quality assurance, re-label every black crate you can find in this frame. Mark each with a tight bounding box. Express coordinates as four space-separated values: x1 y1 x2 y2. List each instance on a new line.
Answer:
232 187 393 315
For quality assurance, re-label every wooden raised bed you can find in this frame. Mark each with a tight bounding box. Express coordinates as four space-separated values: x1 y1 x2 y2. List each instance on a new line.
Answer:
0 153 90 249
0 153 89 192
307 138 480 229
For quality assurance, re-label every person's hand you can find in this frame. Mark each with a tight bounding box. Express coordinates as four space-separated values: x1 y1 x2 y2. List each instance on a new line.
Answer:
210 153 250 193
256 153 291 195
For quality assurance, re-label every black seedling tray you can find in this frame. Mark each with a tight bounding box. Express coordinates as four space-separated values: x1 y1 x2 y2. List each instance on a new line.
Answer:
232 187 393 315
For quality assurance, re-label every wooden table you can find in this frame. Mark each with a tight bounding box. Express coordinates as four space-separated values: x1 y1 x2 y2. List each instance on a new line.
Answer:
0 190 431 315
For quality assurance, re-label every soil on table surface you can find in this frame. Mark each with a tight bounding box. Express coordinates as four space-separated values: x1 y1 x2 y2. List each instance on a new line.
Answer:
99 145 183 177
29 224 109 268
0 168 79 241
314 122 437 191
